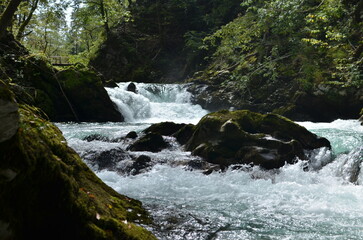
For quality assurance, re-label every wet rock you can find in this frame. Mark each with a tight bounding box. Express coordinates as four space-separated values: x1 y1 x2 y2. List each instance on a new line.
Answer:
130 155 152 175
84 148 127 170
128 133 169 152
83 134 110 142
185 110 331 170
172 124 195 145
144 122 187 136
127 82 137 93
125 131 138 139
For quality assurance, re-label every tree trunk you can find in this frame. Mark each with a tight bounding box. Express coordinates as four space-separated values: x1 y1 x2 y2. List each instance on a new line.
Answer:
16 0 39 41
0 0 22 39
99 0 110 35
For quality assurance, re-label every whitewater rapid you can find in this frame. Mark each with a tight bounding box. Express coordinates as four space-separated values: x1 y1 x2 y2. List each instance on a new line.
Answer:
57 82 363 240
105 82 208 123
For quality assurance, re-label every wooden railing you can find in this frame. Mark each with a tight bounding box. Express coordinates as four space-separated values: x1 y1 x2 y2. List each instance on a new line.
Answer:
50 56 73 66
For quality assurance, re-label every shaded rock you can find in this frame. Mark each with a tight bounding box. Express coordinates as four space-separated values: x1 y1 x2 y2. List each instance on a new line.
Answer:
185 110 331 169
144 122 187 136
84 150 153 176
85 148 127 170
83 134 110 142
359 108 363 126
0 104 156 240
127 82 137 93
104 80 118 88
188 81 363 122
0 80 19 143
57 65 124 122
0 38 123 122
173 124 195 145
128 133 169 152
125 131 138 139
130 155 152 175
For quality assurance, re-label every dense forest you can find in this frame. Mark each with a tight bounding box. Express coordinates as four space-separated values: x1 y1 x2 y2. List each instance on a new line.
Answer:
0 0 362 239
0 0 362 122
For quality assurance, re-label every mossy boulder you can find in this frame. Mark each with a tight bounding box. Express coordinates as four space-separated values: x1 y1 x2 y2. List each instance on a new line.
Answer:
173 124 196 145
0 103 156 239
0 37 123 122
56 65 123 122
185 110 330 169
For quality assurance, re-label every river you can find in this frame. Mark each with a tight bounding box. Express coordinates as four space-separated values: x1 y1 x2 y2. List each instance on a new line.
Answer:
57 82 363 240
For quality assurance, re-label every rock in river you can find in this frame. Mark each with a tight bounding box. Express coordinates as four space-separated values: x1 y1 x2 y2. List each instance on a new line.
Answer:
185 110 331 169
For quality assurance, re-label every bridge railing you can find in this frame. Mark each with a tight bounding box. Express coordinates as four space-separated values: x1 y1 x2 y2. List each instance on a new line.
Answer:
50 56 72 66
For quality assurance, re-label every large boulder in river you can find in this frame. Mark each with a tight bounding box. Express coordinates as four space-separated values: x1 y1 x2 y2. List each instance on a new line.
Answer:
185 110 331 169
0 84 155 239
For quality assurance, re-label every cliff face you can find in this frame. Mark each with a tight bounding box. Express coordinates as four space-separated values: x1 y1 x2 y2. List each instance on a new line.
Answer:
89 0 243 83
0 80 155 240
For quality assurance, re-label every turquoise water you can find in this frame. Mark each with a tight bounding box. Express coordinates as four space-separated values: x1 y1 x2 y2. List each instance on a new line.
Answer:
57 83 363 240
58 119 363 240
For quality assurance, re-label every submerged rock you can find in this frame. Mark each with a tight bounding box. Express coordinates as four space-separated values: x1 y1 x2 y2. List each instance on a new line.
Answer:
125 131 138 139
127 82 137 93
185 110 331 169
83 134 110 142
0 100 156 239
83 148 153 176
130 155 152 175
128 133 169 152
85 148 127 170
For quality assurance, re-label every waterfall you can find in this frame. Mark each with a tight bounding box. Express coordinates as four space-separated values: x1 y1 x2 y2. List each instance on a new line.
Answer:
106 82 208 123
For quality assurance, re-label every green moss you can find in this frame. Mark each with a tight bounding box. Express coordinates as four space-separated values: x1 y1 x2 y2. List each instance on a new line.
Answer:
0 104 155 239
272 104 296 116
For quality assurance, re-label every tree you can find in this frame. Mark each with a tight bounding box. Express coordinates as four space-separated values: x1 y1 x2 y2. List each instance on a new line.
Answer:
15 0 40 40
0 0 22 39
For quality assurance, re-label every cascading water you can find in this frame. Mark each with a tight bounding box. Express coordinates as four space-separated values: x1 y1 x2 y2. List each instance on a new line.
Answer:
57 83 363 240
106 82 208 123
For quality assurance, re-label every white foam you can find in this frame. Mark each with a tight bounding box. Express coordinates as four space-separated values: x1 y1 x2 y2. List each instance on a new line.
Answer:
106 83 209 124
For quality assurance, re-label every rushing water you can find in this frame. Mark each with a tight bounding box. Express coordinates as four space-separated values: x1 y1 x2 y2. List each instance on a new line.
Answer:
57 82 363 240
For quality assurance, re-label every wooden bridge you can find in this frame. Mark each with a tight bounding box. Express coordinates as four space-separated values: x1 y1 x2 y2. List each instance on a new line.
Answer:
50 56 73 66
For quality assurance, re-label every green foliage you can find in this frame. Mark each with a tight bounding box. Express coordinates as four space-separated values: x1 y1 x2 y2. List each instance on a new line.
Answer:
200 0 363 89
66 0 131 60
